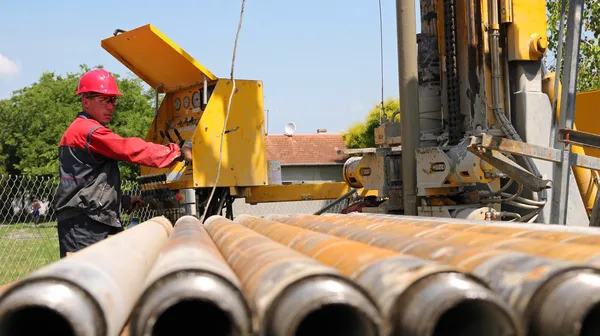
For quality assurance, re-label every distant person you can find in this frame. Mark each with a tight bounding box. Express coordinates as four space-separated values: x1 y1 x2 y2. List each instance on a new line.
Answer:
31 199 41 225
53 68 192 258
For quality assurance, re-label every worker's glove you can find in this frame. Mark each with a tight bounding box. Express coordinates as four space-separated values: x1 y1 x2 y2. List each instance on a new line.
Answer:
181 141 193 162
130 196 146 209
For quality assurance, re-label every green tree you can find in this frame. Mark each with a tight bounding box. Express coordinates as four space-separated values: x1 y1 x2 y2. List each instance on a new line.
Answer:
546 0 600 91
0 65 157 180
342 98 400 149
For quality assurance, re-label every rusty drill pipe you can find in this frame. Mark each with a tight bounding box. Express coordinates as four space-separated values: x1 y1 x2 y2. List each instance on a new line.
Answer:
0 216 173 336
129 216 252 336
271 214 600 336
203 215 382 336
237 214 521 336
303 214 600 267
315 213 600 267
343 212 600 246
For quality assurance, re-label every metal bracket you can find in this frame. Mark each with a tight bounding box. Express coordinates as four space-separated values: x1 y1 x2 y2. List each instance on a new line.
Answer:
467 140 552 192
469 134 600 171
558 128 600 150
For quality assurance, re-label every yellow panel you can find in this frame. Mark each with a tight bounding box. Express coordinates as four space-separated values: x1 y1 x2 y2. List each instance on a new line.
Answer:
574 89 600 159
506 0 547 61
543 73 599 215
243 183 354 204
139 79 267 188
101 24 216 92
192 79 268 187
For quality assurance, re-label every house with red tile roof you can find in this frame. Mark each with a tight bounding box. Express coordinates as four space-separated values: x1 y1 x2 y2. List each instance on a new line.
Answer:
232 130 351 216
265 130 349 183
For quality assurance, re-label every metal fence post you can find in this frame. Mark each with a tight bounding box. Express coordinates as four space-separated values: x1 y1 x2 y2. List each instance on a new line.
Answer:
551 0 585 224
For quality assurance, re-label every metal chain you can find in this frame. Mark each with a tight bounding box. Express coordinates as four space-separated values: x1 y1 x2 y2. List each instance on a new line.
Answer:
444 0 461 145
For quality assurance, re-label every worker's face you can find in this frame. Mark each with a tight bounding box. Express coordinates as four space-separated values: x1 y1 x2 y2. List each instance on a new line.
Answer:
82 94 118 125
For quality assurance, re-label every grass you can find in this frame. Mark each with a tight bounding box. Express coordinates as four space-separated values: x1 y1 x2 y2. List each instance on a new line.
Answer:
0 221 60 285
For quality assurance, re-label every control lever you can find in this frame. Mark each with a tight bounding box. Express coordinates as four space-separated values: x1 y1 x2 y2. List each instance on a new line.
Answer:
173 128 185 148
163 130 176 144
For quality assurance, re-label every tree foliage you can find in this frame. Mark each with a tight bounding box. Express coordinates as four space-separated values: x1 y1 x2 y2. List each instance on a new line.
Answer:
342 98 400 149
0 65 157 180
546 0 600 91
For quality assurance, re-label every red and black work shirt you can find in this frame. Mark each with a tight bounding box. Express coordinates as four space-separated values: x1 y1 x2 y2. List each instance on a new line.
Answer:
53 112 182 227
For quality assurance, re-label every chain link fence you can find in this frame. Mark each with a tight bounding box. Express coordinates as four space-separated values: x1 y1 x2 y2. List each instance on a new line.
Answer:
0 174 351 285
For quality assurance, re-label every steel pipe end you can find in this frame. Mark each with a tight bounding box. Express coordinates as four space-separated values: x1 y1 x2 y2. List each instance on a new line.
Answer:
0 279 104 336
173 215 199 227
147 216 174 235
232 214 253 223
263 214 292 222
396 272 522 336
531 269 600 336
267 276 383 336
130 271 252 336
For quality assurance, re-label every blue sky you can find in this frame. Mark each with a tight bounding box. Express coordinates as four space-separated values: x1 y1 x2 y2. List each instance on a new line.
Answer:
0 0 421 135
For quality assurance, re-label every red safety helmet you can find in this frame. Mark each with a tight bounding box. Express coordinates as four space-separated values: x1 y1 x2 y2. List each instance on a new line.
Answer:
76 68 124 96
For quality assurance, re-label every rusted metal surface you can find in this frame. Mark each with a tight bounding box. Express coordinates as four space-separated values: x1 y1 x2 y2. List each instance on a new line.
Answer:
345 212 600 246
417 32 443 141
0 216 174 336
203 215 382 336
419 0 438 34
272 214 600 335
129 216 252 336
0 282 16 297
308 214 600 266
468 142 553 192
469 133 600 171
239 214 521 336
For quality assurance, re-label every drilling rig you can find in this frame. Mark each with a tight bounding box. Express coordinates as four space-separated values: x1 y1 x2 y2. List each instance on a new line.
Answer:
97 0 600 227
342 0 600 226
4 1 600 335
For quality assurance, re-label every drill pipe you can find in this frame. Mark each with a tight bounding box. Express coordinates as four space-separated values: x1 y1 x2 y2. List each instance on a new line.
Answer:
0 216 173 336
129 216 252 336
235 214 521 336
344 212 600 246
0 282 16 298
294 214 600 267
268 214 600 336
203 215 382 336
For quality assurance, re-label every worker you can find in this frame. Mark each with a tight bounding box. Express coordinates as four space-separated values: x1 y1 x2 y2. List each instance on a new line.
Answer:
53 68 192 258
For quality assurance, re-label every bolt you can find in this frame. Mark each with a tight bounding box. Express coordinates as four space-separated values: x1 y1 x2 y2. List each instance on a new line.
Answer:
537 36 548 52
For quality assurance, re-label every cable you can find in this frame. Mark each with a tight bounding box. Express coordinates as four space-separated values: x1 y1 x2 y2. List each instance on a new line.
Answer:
378 0 385 122
201 0 247 222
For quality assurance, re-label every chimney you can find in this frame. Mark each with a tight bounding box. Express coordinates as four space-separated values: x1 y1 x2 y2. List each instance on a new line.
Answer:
317 128 327 134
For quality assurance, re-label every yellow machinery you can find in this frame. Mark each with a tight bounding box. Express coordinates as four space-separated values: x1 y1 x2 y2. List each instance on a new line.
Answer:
99 0 600 226
100 25 354 221
338 0 600 226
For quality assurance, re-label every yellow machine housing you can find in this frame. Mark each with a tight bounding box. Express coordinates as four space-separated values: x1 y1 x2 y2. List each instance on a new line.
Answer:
101 25 269 190
100 24 354 219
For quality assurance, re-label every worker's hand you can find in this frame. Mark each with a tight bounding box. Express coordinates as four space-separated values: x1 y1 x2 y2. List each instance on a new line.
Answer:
130 196 146 209
181 143 193 162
